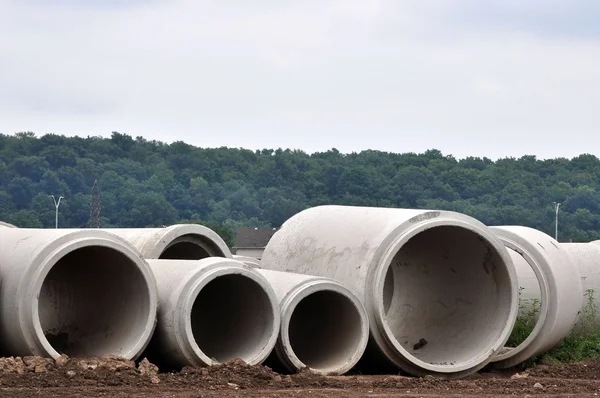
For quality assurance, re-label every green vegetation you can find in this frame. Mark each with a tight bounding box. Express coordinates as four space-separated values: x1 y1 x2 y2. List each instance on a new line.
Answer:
514 289 600 368
3 131 600 248
506 287 541 348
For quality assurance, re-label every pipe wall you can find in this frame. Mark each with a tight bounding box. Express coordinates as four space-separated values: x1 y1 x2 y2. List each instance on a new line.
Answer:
260 205 518 378
488 226 582 369
561 243 600 334
0 227 158 360
258 269 369 375
144 257 280 369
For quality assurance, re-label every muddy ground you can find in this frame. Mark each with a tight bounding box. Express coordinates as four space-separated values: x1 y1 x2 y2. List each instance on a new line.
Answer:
2 356 600 397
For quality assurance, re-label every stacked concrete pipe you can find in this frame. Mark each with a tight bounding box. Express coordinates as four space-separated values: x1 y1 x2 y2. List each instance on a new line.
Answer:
561 242 600 334
102 224 232 260
259 269 369 375
260 205 519 378
143 257 280 369
488 226 582 369
0 227 158 360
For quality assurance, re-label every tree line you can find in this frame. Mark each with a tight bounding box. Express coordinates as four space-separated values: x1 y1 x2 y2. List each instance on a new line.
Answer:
1 131 600 246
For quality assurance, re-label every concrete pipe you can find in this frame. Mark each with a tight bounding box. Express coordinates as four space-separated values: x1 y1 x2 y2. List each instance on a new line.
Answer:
102 224 232 259
488 226 582 369
0 227 158 360
260 205 518 378
258 269 369 375
561 243 600 334
232 255 261 268
0 220 17 228
144 257 280 369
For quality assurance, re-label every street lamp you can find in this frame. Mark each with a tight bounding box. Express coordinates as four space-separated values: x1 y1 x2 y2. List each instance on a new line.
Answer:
553 201 560 241
49 195 64 229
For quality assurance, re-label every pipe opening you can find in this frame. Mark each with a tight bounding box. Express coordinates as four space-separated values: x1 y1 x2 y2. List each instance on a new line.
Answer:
503 248 543 352
288 290 364 372
191 274 274 363
383 225 513 366
38 246 151 357
159 234 214 259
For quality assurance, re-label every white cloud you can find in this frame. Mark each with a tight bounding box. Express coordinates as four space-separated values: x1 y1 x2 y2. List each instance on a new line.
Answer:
1 0 600 159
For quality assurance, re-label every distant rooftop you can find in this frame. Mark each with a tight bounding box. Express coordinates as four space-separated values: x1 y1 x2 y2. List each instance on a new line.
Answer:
234 226 278 248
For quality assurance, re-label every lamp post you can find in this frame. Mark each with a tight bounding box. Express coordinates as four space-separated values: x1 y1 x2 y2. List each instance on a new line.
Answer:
50 195 64 229
553 201 560 241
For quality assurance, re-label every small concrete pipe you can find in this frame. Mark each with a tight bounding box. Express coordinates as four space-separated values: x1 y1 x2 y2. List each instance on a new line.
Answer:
488 226 582 369
144 257 280 369
102 224 232 259
233 255 261 268
561 243 600 334
0 227 158 360
258 269 369 375
260 205 519 378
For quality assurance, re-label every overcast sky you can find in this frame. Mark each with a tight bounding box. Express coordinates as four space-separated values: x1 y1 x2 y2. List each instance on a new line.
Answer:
1 0 599 159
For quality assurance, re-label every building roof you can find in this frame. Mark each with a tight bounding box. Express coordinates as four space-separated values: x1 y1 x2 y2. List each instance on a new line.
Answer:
234 226 278 248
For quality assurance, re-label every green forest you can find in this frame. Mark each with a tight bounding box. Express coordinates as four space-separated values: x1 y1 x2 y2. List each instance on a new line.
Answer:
1 131 600 246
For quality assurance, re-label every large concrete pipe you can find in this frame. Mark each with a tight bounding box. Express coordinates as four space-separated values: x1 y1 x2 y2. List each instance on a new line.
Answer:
260 205 518 378
102 224 232 259
488 226 582 369
561 243 600 334
258 269 369 375
144 257 280 369
0 220 16 228
0 227 158 360
233 255 261 268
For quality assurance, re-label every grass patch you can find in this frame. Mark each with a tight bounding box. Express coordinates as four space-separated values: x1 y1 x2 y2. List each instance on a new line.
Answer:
506 287 541 348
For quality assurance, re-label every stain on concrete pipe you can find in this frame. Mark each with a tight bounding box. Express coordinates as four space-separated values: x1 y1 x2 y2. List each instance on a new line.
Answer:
561 242 600 334
260 205 518 378
144 257 280 369
0 221 16 228
102 224 232 259
232 255 261 268
488 226 582 369
258 269 369 375
0 228 158 360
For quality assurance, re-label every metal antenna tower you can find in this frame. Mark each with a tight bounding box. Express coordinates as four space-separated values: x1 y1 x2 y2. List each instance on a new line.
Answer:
89 179 102 228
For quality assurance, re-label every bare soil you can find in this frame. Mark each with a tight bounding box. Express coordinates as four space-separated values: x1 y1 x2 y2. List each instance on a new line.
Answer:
2 355 600 397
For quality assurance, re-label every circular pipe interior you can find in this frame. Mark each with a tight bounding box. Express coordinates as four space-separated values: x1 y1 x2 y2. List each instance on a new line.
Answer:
38 246 151 356
159 234 216 259
190 274 275 363
288 290 364 373
382 225 513 367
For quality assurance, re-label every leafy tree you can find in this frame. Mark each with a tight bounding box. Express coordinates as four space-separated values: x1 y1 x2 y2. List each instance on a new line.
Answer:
1 132 600 244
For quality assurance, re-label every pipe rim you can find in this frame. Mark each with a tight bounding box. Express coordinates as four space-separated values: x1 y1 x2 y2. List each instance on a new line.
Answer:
491 238 550 362
277 279 370 375
175 263 280 366
487 226 582 368
152 224 232 259
369 216 519 374
21 232 158 360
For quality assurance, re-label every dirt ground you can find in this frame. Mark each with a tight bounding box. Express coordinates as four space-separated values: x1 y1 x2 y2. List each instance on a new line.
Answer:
2 356 600 397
